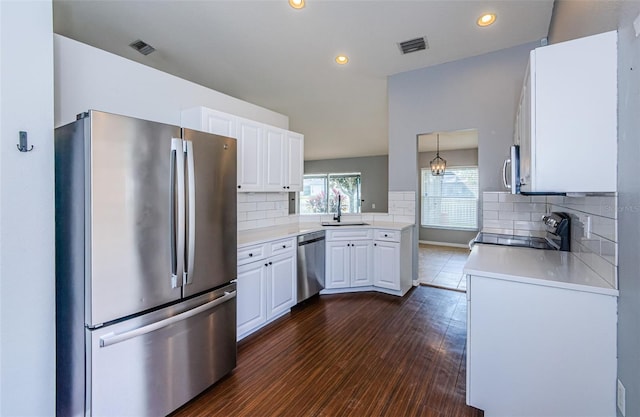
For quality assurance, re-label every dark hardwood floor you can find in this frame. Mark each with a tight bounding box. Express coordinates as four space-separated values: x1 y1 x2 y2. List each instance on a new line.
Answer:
172 286 483 417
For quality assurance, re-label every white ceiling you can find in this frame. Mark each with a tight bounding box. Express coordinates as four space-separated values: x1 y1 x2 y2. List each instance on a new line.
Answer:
53 0 554 161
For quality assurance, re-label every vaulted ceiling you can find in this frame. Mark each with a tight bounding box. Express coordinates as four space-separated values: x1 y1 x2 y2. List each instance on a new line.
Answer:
53 0 554 160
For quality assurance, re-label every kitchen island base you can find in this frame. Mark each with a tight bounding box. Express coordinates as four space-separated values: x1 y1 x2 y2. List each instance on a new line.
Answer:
466 274 617 417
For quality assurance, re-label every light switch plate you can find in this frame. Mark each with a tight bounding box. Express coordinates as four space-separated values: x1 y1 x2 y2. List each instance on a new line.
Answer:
634 12 640 37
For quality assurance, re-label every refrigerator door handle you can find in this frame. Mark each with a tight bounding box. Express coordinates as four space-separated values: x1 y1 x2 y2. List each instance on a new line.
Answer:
184 140 196 286
99 290 237 348
171 138 186 288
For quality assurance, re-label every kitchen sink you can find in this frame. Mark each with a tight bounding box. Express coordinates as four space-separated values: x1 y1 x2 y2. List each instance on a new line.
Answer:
321 222 369 227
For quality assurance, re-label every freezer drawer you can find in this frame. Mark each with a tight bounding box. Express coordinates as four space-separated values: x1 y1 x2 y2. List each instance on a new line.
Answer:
87 284 236 417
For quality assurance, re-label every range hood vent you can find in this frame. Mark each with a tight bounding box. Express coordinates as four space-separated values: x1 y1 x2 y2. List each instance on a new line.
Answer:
129 39 155 56
398 37 428 55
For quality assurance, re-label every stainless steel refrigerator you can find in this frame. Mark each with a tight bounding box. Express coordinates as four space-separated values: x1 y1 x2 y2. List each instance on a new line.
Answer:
55 110 237 416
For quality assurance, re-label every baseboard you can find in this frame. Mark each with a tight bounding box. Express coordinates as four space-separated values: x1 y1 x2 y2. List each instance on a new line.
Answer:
419 240 470 249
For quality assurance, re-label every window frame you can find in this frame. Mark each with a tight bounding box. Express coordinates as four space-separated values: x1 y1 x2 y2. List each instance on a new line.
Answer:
299 172 362 215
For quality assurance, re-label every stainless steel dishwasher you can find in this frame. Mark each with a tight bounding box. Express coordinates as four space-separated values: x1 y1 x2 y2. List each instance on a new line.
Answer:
297 230 325 303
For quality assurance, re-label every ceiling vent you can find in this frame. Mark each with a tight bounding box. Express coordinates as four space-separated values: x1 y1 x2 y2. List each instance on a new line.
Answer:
129 39 155 56
398 36 428 55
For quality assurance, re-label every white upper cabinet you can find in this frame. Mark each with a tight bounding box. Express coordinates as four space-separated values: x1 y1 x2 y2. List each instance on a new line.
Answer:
236 119 264 192
181 106 237 138
515 31 617 193
181 106 304 193
286 132 304 192
263 127 286 191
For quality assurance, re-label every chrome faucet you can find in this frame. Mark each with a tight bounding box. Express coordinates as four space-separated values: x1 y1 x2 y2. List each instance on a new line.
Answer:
333 194 342 223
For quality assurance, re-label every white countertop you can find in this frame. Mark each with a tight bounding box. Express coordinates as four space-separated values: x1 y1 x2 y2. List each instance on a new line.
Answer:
238 222 414 247
464 245 618 297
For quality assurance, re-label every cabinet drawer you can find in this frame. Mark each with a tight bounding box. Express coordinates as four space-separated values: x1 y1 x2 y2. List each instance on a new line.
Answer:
270 237 296 256
238 243 266 265
374 229 400 242
326 228 373 241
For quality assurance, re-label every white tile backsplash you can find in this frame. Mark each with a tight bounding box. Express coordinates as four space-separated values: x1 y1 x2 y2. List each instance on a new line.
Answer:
238 192 290 231
484 192 618 288
498 211 531 221
482 192 548 238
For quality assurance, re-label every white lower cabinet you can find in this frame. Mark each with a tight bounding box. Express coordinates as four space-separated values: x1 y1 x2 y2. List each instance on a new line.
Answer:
326 240 373 288
373 240 400 290
266 253 296 320
237 237 296 340
466 274 617 416
324 227 412 296
237 260 267 337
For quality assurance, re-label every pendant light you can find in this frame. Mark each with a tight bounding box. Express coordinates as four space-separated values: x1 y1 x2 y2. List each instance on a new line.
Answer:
430 133 447 176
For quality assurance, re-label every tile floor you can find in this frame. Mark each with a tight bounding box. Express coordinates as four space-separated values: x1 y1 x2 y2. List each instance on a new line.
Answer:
418 243 471 292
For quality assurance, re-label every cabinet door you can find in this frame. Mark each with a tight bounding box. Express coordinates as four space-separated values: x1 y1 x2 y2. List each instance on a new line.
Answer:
263 127 286 191
518 63 533 191
267 253 296 320
181 107 236 138
325 241 350 288
350 240 373 287
237 261 267 339
373 241 400 290
286 132 304 191
203 109 236 138
236 119 263 192
467 275 616 416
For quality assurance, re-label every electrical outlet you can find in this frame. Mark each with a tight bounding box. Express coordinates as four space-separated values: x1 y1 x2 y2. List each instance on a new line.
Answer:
372 203 376 209
618 379 626 416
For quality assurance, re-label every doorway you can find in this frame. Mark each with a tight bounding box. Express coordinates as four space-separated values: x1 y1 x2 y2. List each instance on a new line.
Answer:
416 129 478 290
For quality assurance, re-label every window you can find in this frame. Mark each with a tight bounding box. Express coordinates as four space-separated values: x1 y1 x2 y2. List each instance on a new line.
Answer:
421 167 478 230
300 173 361 215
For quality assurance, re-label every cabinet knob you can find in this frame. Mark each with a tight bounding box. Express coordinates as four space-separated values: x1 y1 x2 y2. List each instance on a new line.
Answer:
264 263 268 267
249 253 253 257
237 185 241 189
384 234 388 237
269 261 273 265
374 243 377 246
282 245 286 248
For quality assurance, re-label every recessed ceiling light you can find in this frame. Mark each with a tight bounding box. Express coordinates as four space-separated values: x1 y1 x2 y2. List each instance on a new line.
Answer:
289 0 305 9
477 13 497 27
335 55 349 65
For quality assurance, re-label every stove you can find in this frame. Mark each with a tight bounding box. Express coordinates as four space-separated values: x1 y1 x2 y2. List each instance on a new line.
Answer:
471 212 571 251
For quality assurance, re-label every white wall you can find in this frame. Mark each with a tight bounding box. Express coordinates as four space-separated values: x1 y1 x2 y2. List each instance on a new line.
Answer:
388 42 536 194
388 42 536 278
616 3 640 416
55 35 289 129
0 1 55 416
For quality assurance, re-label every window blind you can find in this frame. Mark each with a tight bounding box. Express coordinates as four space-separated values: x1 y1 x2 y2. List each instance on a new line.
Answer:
421 167 478 230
